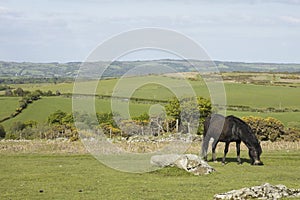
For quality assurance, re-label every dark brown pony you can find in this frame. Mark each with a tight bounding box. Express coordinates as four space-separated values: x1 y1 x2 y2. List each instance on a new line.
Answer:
201 114 263 165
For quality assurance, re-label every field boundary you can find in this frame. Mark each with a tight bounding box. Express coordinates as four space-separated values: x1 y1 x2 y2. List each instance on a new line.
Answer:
1 139 299 155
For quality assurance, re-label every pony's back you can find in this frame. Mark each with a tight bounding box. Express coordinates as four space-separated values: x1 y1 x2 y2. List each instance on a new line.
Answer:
204 114 225 137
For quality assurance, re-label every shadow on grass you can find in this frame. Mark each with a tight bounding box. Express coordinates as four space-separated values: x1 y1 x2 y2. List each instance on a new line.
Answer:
207 157 252 165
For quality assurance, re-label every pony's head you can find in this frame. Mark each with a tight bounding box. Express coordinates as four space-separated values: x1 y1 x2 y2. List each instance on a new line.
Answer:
249 141 263 165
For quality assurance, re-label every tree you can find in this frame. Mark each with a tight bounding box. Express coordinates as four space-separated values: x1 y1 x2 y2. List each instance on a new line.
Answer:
196 96 212 118
46 90 53 96
165 96 212 134
56 90 61 96
34 89 43 96
29 91 41 100
165 97 181 120
165 96 211 120
0 124 6 138
14 88 25 96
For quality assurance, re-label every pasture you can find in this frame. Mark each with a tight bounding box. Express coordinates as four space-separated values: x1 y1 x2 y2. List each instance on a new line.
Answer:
0 97 20 119
1 97 151 129
8 75 300 109
1 73 300 129
7 73 300 108
0 140 300 199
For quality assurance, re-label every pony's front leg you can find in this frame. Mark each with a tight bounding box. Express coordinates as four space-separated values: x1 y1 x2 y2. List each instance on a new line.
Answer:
212 141 219 162
236 141 242 164
222 142 230 164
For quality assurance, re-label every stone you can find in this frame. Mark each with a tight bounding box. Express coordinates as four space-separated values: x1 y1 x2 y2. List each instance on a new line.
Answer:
214 183 300 200
150 154 180 167
150 154 215 175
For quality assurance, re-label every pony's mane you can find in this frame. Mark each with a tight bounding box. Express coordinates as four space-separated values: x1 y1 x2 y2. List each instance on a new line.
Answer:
226 115 253 133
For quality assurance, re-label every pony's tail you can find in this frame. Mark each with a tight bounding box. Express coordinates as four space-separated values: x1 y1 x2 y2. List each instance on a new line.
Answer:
201 134 210 160
201 115 211 160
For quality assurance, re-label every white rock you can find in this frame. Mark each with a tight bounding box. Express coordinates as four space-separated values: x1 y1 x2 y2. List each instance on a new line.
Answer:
150 154 215 175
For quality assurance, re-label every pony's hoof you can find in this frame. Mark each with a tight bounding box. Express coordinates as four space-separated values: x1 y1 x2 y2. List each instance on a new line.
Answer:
237 162 242 165
222 162 226 166
213 160 218 163
253 160 264 166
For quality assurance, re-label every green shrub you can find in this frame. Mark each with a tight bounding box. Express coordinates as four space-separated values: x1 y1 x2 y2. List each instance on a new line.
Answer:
242 116 285 142
10 121 26 134
0 124 6 138
100 123 121 137
282 128 300 142
5 132 17 140
47 110 67 125
132 112 150 122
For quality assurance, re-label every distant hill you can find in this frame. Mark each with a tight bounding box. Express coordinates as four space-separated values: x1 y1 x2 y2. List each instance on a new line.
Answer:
0 60 299 79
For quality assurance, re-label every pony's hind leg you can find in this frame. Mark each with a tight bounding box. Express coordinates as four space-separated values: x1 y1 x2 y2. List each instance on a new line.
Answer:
236 141 242 164
201 135 210 161
212 141 219 162
222 142 230 164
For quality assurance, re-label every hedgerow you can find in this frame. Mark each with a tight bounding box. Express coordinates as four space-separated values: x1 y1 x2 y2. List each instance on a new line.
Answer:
242 116 300 142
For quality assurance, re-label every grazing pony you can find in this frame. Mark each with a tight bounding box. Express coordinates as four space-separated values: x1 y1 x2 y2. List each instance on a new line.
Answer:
201 114 263 165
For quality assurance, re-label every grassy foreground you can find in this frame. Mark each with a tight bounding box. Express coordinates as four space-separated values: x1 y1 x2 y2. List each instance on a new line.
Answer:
1 141 300 199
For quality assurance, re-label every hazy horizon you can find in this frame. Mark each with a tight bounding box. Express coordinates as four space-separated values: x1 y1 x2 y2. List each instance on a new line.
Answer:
1 58 300 65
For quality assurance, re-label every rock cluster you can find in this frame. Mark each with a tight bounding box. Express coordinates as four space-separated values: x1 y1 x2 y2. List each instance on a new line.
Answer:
127 133 202 143
214 183 300 200
150 154 214 175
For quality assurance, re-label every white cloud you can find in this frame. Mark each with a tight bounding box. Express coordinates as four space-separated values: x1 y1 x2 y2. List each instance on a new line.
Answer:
0 6 9 14
266 0 300 4
0 0 299 62
280 16 300 24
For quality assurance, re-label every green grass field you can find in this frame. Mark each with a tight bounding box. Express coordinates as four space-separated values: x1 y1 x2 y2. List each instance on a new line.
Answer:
1 96 151 129
0 97 20 119
1 74 300 129
1 149 300 200
9 75 300 109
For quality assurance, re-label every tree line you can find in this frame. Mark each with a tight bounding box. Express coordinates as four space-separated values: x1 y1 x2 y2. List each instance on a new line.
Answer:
0 96 299 142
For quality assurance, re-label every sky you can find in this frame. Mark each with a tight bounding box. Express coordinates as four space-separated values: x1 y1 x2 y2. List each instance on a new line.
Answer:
0 0 300 63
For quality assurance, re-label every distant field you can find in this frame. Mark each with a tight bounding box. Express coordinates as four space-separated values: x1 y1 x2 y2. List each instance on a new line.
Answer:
1 96 151 129
1 97 72 128
10 75 300 108
1 74 300 129
0 97 19 119
224 83 300 109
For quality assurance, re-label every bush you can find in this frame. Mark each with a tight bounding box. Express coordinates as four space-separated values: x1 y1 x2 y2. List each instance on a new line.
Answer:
242 116 285 142
282 128 300 142
48 110 67 125
10 121 26 133
5 132 18 140
100 123 121 137
132 113 150 122
0 124 6 138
